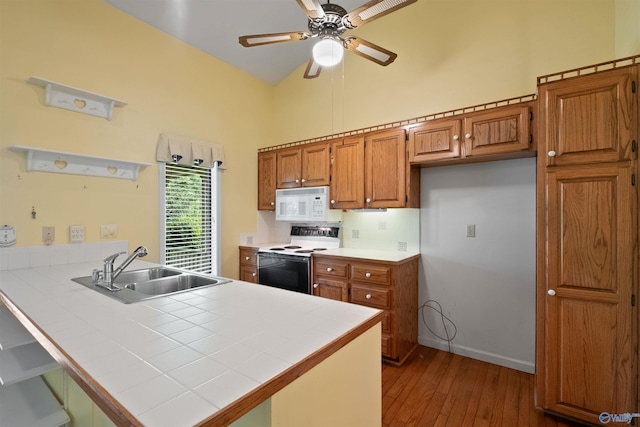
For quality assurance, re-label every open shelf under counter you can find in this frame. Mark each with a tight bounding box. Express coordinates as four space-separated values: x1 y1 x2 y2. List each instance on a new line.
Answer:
0 376 70 427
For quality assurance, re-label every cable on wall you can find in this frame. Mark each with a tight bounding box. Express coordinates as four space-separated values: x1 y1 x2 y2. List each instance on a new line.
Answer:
418 299 457 353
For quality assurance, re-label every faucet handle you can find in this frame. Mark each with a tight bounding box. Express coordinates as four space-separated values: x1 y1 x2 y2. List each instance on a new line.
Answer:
92 269 103 282
103 251 126 264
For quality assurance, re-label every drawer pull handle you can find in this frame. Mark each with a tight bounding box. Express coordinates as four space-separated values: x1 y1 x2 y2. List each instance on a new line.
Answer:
252 273 256 277
327 267 333 272
365 272 371 278
365 294 372 299
245 256 250 261
313 283 319 289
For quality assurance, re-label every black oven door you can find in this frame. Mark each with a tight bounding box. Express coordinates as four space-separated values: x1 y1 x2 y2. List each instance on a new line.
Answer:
257 252 310 294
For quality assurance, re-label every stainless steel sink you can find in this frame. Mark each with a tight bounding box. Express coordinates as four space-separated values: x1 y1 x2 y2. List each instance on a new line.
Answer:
72 267 231 304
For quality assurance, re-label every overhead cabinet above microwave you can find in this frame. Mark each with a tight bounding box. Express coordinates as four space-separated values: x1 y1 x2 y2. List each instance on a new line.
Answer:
276 142 330 189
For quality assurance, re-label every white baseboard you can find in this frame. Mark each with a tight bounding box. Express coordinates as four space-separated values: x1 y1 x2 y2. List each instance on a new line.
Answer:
418 336 535 374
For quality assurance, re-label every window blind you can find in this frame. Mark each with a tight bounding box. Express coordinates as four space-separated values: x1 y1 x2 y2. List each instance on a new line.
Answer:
163 163 214 274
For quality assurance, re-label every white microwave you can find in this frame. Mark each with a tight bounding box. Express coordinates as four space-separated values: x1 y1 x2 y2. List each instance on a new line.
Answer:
275 186 331 222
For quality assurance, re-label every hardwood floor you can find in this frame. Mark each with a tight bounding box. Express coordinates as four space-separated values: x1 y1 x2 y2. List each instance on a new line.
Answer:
382 346 587 427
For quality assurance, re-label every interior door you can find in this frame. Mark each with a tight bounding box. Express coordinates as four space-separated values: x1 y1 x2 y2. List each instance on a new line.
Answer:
544 164 637 424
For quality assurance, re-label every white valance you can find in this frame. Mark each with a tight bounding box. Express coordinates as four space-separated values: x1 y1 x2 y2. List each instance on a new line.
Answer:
156 133 225 169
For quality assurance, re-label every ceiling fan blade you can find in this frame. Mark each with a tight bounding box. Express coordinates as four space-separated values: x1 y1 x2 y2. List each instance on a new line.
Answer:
343 0 417 28
343 36 397 66
304 57 322 79
296 0 326 20
239 31 311 47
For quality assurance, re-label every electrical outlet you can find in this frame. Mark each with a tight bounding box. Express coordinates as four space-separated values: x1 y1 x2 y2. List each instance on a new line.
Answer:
398 242 407 251
69 225 85 243
42 226 55 245
352 229 360 239
100 224 117 239
466 224 476 238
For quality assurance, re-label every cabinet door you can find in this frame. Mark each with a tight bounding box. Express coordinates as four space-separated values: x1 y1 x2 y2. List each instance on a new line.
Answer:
542 164 636 424
463 105 531 157
276 147 302 188
312 278 349 302
301 142 330 187
257 152 277 210
408 118 461 163
540 67 636 166
330 136 365 209
365 128 406 208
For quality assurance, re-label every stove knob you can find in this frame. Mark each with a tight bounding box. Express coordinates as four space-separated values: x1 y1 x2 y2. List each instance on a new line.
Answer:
365 272 371 278
366 294 372 300
313 283 319 289
326 267 333 272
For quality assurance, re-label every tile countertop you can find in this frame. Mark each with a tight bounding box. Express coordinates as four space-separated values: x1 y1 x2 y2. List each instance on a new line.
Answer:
242 244 419 263
0 260 382 426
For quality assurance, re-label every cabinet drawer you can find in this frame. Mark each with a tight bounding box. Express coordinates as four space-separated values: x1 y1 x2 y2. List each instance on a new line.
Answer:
351 263 392 286
240 265 258 283
351 284 390 309
314 258 349 279
239 247 258 266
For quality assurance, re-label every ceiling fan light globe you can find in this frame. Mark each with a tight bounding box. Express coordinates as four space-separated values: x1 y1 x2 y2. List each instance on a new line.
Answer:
313 38 343 67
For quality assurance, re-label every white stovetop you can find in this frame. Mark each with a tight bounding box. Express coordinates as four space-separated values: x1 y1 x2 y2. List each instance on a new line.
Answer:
0 260 380 426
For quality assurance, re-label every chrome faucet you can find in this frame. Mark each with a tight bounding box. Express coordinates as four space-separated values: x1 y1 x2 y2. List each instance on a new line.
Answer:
93 246 148 291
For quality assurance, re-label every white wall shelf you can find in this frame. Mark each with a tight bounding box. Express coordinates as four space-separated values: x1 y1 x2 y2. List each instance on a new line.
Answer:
10 145 150 181
28 76 127 120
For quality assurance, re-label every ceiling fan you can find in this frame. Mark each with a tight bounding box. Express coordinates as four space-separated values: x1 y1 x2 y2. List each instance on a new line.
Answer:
238 0 417 79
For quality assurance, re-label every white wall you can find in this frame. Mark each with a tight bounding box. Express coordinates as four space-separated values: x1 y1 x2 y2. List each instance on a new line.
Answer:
341 209 420 252
419 158 536 373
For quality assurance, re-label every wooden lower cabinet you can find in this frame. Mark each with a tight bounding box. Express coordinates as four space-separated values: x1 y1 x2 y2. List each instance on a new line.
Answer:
239 246 258 283
312 253 419 365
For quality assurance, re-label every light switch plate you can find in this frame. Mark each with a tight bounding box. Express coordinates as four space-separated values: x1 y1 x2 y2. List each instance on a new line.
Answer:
42 226 55 245
466 224 476 238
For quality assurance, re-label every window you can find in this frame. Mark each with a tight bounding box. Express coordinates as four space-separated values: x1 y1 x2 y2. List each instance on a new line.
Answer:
160 162 220 274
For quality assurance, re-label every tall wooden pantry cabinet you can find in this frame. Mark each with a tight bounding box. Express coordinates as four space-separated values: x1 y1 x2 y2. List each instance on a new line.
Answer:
536 57 639 425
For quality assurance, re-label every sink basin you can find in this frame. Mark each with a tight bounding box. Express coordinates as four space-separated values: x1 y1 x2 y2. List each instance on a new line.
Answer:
113 267 182 284
123 274 221 295
72 267 231 303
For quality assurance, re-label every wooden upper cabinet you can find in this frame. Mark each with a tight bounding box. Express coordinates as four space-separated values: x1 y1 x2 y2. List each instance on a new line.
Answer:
301 142 330 187
540 67 636 166
257 151 277 210
330 135 365 209
276 147 302 188
408 118 461 163
276 143 330 188
463 105 531 157
365 128 407 208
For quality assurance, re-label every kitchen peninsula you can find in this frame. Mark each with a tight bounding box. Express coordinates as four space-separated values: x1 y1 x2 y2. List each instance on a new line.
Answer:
0 256 383 426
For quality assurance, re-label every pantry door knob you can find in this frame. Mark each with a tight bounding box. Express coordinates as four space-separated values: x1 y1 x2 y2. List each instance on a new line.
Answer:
548 289 556 296
548 150 556 157
366 294 372 299
313 283 319 289
465 133 472 139
365 272 371 278
453 135 459 141
327 267 333 272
